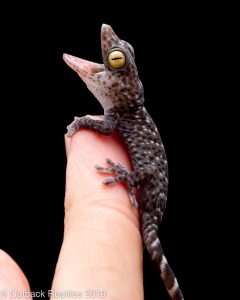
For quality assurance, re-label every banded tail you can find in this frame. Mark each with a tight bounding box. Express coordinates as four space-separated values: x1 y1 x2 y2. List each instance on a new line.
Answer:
142 213 184 299
158 253 184 300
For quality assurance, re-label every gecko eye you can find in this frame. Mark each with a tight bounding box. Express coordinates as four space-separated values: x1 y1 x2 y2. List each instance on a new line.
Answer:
108 50 126 69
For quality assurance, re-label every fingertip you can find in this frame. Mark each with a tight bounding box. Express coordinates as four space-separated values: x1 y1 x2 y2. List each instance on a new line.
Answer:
0 249 31 295
57 129 144 299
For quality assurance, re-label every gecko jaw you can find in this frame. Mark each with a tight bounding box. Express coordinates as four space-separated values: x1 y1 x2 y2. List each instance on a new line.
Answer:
63 53 105 81
63 53 114 110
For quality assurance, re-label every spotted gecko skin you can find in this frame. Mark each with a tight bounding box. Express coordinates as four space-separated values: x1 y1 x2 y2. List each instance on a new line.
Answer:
63 24 184 300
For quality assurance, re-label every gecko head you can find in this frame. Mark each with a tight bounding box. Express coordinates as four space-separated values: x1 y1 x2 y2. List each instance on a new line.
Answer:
63 24 144 112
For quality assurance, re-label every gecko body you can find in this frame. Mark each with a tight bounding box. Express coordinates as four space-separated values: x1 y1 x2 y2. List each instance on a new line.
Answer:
63 24 183 300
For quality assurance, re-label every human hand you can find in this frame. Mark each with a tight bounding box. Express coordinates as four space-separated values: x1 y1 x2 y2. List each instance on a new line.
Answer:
0 129 144 299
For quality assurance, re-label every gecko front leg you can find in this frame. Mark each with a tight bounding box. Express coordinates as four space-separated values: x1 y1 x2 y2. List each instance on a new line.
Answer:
66 113 119 137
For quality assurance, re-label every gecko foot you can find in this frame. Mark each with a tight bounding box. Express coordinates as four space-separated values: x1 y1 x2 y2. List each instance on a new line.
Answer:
66 115 105 137
95 158 129 176
95 159 138 208
66 117 83 137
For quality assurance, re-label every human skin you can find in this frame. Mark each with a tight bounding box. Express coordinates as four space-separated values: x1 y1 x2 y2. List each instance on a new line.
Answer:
0 130 144 300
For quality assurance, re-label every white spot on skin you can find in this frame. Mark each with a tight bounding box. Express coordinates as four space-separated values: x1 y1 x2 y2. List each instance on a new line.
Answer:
152 190 157 196
146 118 151 124
168 278 179 297
151 239 160 249
160 255 167 271
151 250 158 260
85 115 104 120
148 230 156 239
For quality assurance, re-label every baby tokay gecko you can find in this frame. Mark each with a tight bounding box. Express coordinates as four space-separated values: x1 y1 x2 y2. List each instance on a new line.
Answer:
63 24 184 300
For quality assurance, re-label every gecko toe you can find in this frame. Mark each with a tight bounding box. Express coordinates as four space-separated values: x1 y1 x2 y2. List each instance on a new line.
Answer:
130 195 138 208
106 158 115 166
128 187 138 208
95 165 113 173
66 127 74 137
103 177 117 185
105 159 128 173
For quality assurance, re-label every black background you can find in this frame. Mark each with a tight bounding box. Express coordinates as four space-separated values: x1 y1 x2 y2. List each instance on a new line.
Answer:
0 4 224 300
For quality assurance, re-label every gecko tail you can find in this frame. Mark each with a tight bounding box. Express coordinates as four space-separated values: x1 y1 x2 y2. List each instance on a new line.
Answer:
158 252 184 300
142 220 184 299
146 237 184 299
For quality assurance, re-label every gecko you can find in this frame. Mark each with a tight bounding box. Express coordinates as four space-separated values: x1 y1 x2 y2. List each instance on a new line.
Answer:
63 24 184 300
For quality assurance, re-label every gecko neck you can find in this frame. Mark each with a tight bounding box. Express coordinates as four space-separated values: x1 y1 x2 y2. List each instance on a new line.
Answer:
105 98 145 115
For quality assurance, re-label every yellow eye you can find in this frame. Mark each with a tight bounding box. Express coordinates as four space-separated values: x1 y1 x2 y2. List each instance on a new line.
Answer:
108 50 126 68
